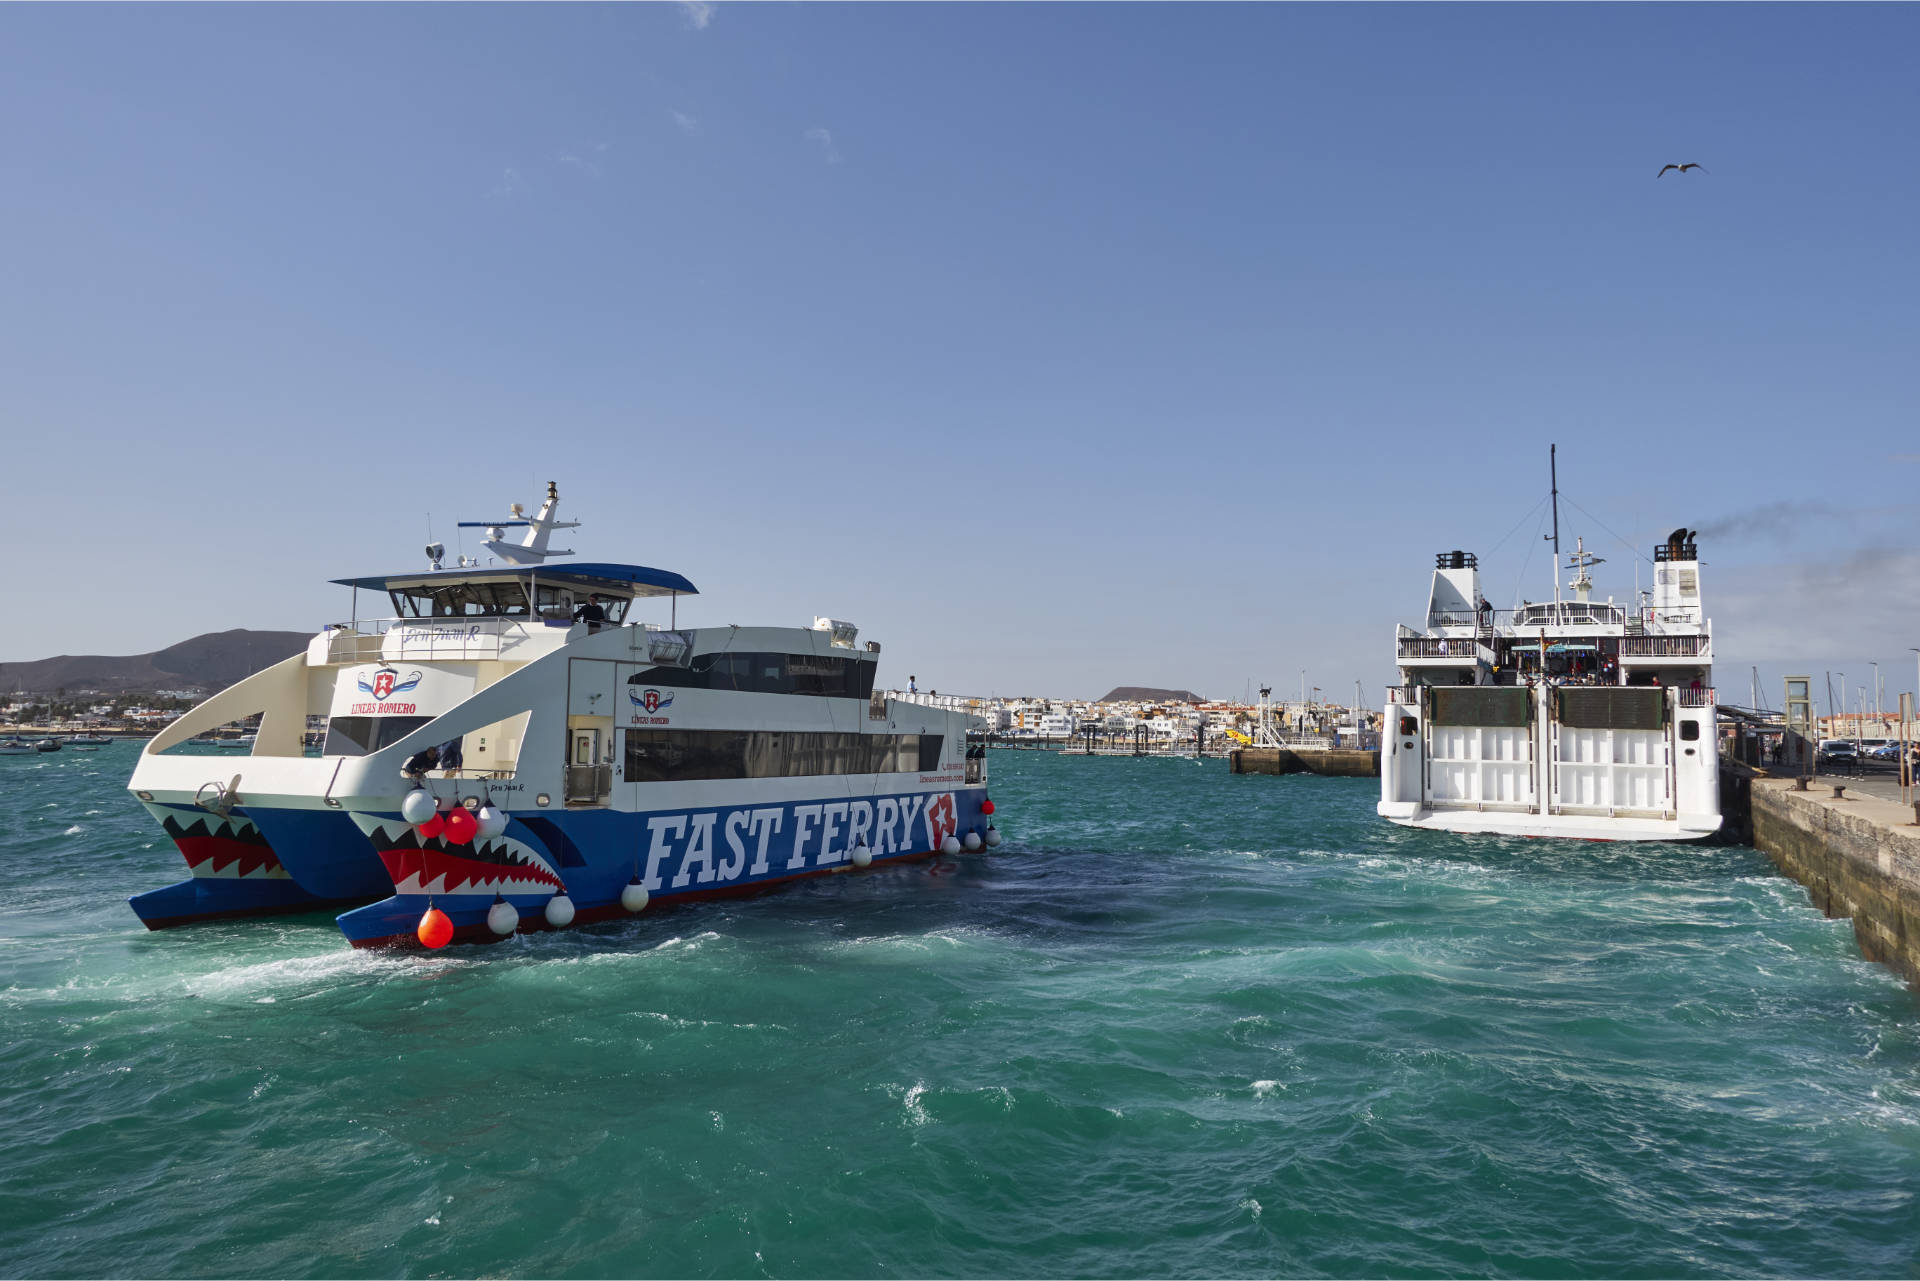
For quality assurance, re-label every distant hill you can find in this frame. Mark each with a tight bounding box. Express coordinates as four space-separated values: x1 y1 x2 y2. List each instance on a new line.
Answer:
0 629 312 696
1099 686 1206 704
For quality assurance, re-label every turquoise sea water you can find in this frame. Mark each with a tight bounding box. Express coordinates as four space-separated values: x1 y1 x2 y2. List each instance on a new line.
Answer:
2 747 1918 1279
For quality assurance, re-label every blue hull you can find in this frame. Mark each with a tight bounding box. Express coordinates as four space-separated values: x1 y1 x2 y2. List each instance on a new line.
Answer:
241 806 394 900
129 876 364 930
130 801 376 929
339 787 993 947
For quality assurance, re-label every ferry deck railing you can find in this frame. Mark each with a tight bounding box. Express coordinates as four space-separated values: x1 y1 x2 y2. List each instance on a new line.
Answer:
324 619 509 662
1398 637 1477 659
321 618 693 666
1620 635 1708 659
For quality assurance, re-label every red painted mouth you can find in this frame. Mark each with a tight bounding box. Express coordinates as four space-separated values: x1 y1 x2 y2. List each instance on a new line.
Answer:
378 845 564 896
176 835 285 880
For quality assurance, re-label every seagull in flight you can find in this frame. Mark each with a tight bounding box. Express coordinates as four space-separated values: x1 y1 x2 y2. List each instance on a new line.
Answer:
1657 163 1708 177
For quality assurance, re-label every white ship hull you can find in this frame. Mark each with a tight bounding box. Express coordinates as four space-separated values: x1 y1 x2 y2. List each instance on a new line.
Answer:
1379 529 1722 845
1378 802 1720 843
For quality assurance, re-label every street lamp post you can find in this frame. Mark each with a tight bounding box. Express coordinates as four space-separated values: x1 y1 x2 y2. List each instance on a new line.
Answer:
1910 648 1919 724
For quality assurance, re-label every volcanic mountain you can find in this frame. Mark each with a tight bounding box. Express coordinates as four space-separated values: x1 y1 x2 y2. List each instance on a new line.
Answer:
0 629 312 696
1098 686 1206 705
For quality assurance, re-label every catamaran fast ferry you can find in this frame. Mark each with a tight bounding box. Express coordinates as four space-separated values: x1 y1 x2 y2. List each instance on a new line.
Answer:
128 485 999 946
1377 527 1721 842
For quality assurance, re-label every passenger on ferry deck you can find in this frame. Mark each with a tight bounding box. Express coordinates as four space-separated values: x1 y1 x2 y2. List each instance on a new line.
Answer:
574 594 607 628
402 744 441 780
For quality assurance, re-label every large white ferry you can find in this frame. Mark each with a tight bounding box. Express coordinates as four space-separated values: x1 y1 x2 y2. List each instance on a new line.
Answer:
128 485 999 946
1378 499 1721 842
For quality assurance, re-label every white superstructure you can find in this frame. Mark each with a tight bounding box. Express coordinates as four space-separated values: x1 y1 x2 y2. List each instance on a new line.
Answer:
1378 526 1722 842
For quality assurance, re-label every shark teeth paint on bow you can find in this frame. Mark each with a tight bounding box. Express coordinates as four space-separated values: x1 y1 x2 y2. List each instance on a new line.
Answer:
352 813 563 896
156 810 291 880
378 841 564 897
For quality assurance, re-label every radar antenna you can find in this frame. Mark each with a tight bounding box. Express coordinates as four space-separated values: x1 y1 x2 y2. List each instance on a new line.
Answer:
455 482 581 565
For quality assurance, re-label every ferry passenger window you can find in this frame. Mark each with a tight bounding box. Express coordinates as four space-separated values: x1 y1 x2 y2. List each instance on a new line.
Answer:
789 656 849 697
323 715 435 756
622 729 948 781
1680 721 1700 741
625 654 879 699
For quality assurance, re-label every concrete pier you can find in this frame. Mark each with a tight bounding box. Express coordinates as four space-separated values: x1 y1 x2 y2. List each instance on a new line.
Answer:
1728 763 1920 989
1229 747 1379 778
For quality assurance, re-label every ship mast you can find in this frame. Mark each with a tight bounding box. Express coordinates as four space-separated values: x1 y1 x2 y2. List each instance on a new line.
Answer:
1547 444 1561 613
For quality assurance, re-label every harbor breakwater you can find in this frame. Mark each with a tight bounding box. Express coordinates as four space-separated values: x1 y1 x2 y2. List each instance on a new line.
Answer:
1725 766 1920 990
1229 746 1380 778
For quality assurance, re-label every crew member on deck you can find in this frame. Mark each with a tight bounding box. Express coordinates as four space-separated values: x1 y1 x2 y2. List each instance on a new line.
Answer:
402 744 441 780
574 594 607 629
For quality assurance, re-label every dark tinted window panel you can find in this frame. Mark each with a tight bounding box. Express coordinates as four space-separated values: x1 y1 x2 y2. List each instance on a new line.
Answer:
1557 687 1666 730
324 715 435 756
623 729 949 781
624 729 749 782
626 653 878 699
787 656 841 696
628 663 706 689
1429 687 1531 728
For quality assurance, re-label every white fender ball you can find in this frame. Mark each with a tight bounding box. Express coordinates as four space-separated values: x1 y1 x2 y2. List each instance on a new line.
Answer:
486 896 519 936
851 843 873 869
962 831 982 852
620 880 650 913
475 804 508 839
401 790 436 825
544 892 575 928
940 835 962 856
984 825 1003 848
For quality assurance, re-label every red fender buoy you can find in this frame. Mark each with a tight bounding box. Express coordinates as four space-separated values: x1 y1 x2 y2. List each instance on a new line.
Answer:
417 906 454 949
442 807 478 844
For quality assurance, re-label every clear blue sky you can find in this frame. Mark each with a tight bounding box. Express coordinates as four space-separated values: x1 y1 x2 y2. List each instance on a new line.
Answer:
5 3 1916 714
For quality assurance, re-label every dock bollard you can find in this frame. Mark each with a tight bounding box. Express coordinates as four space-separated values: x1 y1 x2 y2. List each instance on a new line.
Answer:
1831 785 1847 800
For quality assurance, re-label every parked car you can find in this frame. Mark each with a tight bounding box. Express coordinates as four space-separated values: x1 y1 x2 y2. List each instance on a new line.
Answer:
1869 742 1903 760
1819 740 1859 763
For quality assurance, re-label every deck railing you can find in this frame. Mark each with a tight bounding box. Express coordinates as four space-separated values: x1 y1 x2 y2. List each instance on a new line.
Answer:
1676 687 1716 708
1398 637 1472 659
1620 635 1708 658
326 619 510 662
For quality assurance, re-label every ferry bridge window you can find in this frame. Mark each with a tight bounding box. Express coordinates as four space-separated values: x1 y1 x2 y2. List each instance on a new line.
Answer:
626 654 877 699
323 715 435 756
624 730 944 782
388 583 542 618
